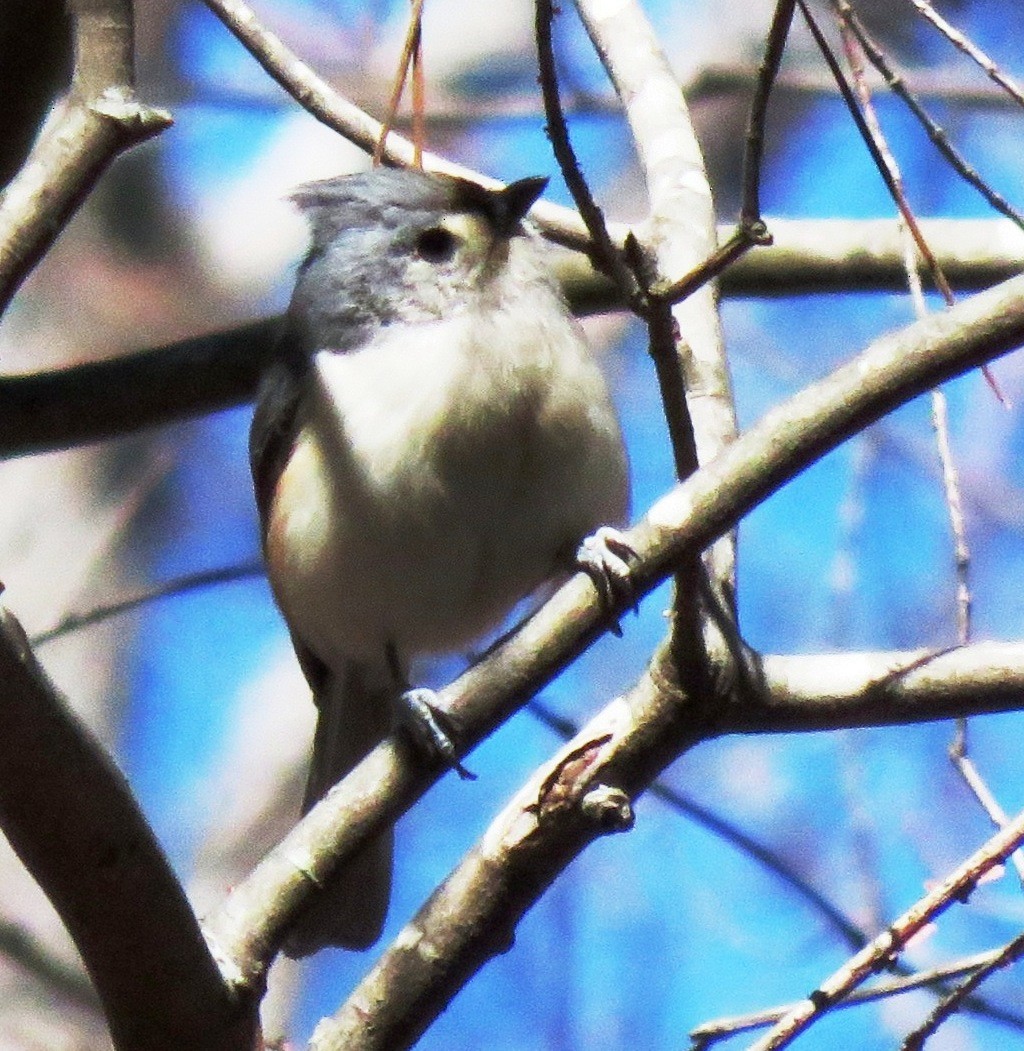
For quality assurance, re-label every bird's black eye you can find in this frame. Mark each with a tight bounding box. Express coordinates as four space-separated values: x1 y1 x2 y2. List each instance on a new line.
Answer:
415 226 458 263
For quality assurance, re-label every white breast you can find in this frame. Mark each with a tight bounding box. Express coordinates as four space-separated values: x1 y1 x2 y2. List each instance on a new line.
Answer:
267 303 627 672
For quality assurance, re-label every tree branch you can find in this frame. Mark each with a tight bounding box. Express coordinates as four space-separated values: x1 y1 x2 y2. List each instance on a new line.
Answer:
0 607 256 1050
0 0 170 317
574 0 737 478
0 317 281 458
749 806 1024 1050
205 266 1024 995
733 642 1024 732
313 665 673 1050
309 638 1024 1048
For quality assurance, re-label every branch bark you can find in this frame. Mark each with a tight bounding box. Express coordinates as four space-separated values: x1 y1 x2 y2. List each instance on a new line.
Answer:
204 265 1024 996
0 0 170 316
0 317 281 458
310 637 1024 1048
0 607 256 1050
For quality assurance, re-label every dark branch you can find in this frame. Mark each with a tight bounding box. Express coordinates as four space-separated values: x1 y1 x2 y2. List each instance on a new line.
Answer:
0 608 256 1050
0 317 282 458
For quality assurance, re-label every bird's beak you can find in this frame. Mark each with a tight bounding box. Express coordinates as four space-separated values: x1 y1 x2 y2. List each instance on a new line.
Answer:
490 176 548 235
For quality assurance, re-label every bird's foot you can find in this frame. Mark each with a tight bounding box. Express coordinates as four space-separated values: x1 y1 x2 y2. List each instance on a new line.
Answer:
397 687 477 781
575 526 639 636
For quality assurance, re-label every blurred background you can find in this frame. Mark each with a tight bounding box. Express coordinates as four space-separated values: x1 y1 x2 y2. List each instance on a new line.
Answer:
3 0 1024 1047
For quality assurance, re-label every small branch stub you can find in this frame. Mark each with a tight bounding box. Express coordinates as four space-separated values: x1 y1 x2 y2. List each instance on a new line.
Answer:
580 784 635 832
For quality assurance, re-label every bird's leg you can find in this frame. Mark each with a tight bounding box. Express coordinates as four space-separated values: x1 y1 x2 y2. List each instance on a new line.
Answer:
574 526 639 636
387 642 476 781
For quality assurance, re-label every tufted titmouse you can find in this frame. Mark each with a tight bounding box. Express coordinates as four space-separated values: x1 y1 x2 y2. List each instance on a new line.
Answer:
250 168 629 956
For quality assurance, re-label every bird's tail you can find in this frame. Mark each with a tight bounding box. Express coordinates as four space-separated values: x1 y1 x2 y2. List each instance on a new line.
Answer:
285 661 393 956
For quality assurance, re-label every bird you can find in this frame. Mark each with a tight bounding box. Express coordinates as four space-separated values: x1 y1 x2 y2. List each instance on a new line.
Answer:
249 167 629 956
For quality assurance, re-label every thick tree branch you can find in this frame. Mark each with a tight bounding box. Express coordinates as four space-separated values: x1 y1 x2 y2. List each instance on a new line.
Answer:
734 642 1024 732
206 267 1024 994
310 638 1024 1048
314 664 676 1050
0 607 256 1051
0 317 281 458
573 0 737 481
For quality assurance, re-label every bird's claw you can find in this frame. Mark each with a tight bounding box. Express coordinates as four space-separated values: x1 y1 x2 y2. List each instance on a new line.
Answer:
575 526 639 635
397 687 477 781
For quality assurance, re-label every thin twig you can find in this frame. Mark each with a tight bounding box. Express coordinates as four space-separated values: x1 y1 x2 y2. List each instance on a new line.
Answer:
691 947 1019 1047
835 0 1024 231
747 807 1024 1051
901 933 1024 1050
371 0 426 167
905 0 1024 109
801 1 953 303
534 0 641 306
740 0 797 226
410 0 425 166
649 226 770 307
30 562 265 647
929 389 972 648
948 733 1024 887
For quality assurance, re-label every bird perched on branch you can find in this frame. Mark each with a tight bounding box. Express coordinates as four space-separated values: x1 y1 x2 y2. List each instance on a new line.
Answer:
250 167 629 956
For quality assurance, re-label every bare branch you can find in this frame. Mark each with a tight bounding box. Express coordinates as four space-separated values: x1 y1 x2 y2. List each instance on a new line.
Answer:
573 0 734 463
534 0 642 304
0 607 255 1050
905 0 1024 108
748 808 1024 1050
0 0 170 317
30 561 264 647
835 0 1024 230
739 0 796 227
733 643 1024 732
691 947 1023 1046
205 266 1024 994
571 0 738 646
313 668 665 1051
0 316 281 459
901 934 1024 1050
